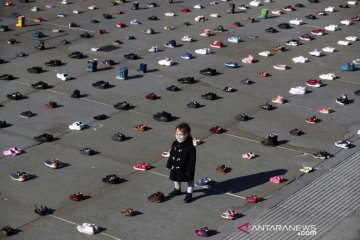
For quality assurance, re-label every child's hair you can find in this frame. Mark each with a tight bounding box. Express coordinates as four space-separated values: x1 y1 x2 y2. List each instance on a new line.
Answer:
176 123 191 135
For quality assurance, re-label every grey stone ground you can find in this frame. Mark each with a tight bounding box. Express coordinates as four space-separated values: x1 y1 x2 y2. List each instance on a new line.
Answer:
0 0 359 239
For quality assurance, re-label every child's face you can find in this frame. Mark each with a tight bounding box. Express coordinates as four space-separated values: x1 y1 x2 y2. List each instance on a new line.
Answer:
176 128 187 137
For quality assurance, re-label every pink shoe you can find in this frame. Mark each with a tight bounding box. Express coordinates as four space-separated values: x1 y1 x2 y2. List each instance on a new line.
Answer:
200 31 210 37
46 3 55 8
242 55 254 63
221 210 237 220
272 95 284 104
270 176 285 183
133 162 150 171
195 227 212 237
3 147 21 156
242 152 255 159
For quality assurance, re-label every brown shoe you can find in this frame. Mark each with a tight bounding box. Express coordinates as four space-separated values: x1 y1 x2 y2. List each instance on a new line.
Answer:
121 208 134 216
45 101 58 108
133 124 148 131
289 128 303 136
147 191 164 203
256 71 269 77
2 226 15 236
216 165 231 173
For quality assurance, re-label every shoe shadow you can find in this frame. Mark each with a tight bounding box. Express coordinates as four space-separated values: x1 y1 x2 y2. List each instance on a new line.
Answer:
127 74 144 80
132 211 143 216
277 140 290 145
146 69 159 73
96 67 114 72
192 169 287 201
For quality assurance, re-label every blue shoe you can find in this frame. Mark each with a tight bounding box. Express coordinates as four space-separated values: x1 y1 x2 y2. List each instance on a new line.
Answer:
224 62 239 68
181 52 192 60
340 63 355 71
195 177 212 187
130 19 141 25
57 13 67 17
227 36 240 43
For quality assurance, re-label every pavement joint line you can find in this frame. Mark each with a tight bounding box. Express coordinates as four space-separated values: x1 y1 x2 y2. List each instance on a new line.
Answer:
285 103 314 111
27 18 96 33
147 170 246 199
49 215 124 240
273 19 321 29
337 79 360 86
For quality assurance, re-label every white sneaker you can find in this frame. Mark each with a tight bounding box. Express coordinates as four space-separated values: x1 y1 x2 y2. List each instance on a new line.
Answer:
164 12 175 16
158 58 173 66
348 0 357 5
193 4 203 9
334 140 351 149
73 10 80 14
289 18 303 25
292 56 308 63
195 48 210 55
148 46 158 52
322 46 335 52
345 36 358 41
210 1 218 5
338 40 350 45
91 47 99 52
69 121 86 131
238 5 249 10
319 73 336 80
289 86 306 95
56 73 70 81
340 19 352 25
195 15 206 22
271 10 282 15
324 24 338 31
259 51 271 57
61 0 69 4
77 223 99 235
324 6 335 12
52 29 63 33
273 64 287 70
249 0 260 6
31 6 39 12
309 49 322 57
181 35 192 42
353 59 360 64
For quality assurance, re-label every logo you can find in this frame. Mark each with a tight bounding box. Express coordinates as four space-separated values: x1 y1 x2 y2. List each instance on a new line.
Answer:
237 223 250 234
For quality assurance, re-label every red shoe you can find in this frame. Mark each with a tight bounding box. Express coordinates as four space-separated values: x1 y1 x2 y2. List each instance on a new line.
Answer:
181 8 190 12
116 22 127 28
232 21 241 27
69 192 84 201
305 116 319 124
209 126 224 134
210 41 223 48
246 195 262 203
145 93 157 100
34 17 45 23
133 162 150 171
306 79 322 87
4 1 14 6
311 28 325 35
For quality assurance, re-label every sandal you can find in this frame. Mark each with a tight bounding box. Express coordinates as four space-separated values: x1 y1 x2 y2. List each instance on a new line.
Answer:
242 152 256 159
221 210 237 220
270 176 285 183
121 208 134 217
246 195 262 203
133 124 148 131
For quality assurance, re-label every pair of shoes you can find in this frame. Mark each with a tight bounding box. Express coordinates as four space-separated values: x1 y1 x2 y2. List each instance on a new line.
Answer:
334 140 352 149
181 52 192 60
293 56 308 63
168 188 182 197
340 63 355 71
272 95 284 104
92 81 110 89
146 93 158 100
312 151 331 159
94 114 107 120
148 192 165 202
133 124 148 131
102 174 121 184
3 147 22 156
216 165 231 173
69 192 84 201
209 126 224 133
235 113 248 121
153 111 172 122
260 103 273 110
200 68 217 76
124 53 139 60
2 226 15 236
31 81 48 89
45 59 62 66
246 195 262 203
224 86 236 92
111 133 126 141
195 227 213 237
20 111 36 118
187 101 200 109
77 223 99 235
300 166 312 173
44 158 63 169
11 171 31 181
166 85 180 91
270 176 285 183
336 94 353 105
34 205 51 216
158 58 174 66
133 162 150 171
261 133 278 146
305 116 319 124
195 177 213 187
221 210 238 220
242 152 255 159
34 133 54 142
289 128 303 136
80 147 95 156
273 64 287 70
27 66 43 74
69 121 86 130
201 92 218 100
121 208 135 216
178 77 195 84
7 92 23 100
114 101 131 110
228 37 241 43
0 121 8 128
210 41 223 48
57 73 70 81
242 55 254 63
306 79 322 88
319 73 336 80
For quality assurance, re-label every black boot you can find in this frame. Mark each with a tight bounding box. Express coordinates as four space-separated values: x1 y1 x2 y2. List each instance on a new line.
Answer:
168 188 181 197
137 63 147 75
131 2 139 10
261 133 278 146
184 193 192 203
71 89 81 98
226 3 235 14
